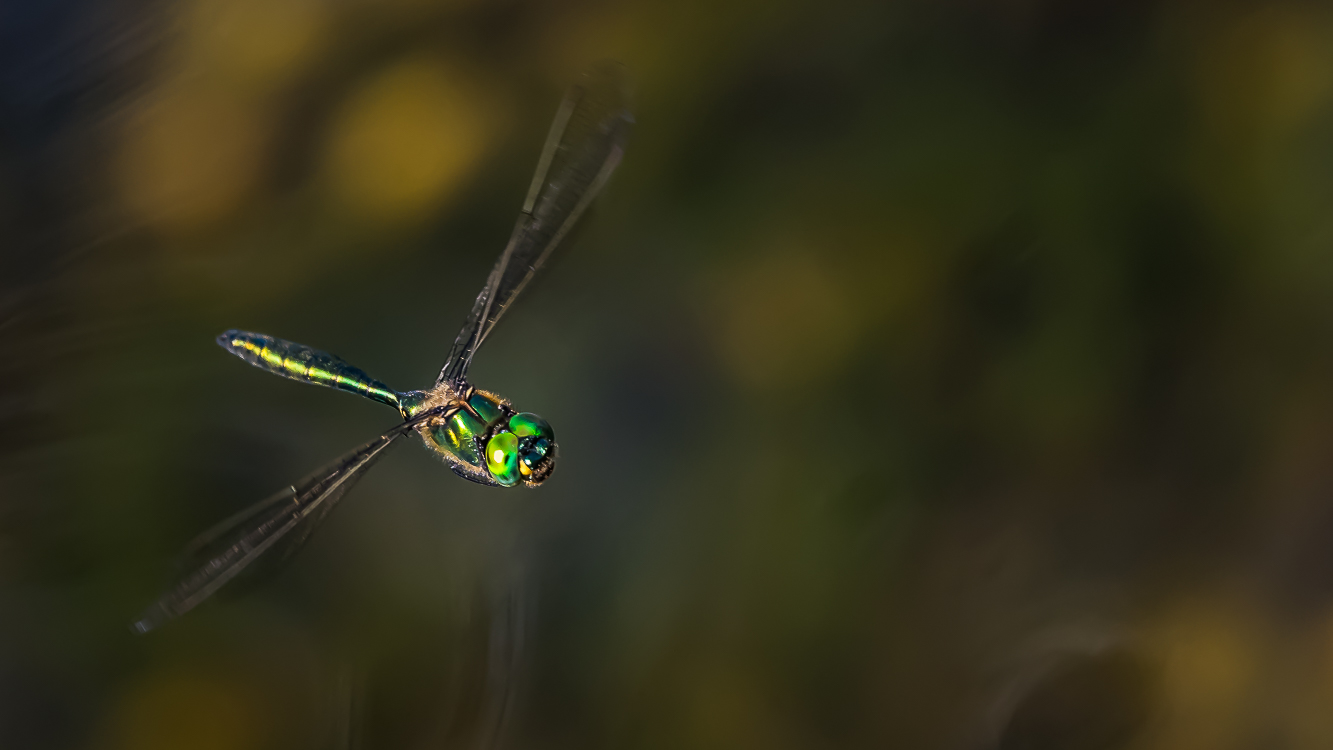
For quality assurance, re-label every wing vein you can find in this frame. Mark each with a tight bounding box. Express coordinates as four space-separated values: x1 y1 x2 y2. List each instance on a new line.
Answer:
133 406 449 632
435 63 631 387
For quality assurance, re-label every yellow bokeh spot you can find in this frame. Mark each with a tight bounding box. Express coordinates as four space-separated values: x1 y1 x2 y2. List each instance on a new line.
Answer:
1196 6 1333 140
104 672 267 750
1189 5 1333 225
714 250 856 391
181 0 328 92
115 89 267 233
679 662 797 750
1162 619 1253 714
1140 597 1261 750
322 58 491 224
348 0 483 14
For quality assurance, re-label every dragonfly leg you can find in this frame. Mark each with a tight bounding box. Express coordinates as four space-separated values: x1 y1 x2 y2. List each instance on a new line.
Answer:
424 404 462 429
457 386 484 421
420 393 485 429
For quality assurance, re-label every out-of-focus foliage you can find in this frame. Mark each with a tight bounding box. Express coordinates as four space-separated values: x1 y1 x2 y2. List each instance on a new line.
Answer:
5 0 1333 748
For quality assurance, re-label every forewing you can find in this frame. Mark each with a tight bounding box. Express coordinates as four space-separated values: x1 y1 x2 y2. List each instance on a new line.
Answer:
437 63 632 386
132 409 445 633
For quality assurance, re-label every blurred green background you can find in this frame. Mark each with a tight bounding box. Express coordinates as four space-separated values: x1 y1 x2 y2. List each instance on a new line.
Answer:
5 0 1333 748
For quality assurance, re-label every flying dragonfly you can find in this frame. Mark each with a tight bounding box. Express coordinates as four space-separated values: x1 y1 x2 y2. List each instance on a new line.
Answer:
134 64 632 633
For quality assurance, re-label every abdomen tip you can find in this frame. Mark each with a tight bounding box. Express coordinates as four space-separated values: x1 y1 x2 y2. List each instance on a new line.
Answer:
216 330 246 348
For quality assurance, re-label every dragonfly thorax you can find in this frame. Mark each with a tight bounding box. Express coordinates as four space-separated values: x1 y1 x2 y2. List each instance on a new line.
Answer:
398 386 556 487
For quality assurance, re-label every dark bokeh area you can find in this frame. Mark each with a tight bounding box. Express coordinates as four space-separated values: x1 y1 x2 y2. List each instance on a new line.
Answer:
4 0 1333 747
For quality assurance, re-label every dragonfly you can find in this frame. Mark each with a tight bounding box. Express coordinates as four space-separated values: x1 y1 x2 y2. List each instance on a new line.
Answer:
133 64 632 633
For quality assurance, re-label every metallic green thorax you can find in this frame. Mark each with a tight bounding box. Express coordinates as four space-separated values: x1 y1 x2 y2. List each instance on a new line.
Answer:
398 389 511 470
218 331 399 409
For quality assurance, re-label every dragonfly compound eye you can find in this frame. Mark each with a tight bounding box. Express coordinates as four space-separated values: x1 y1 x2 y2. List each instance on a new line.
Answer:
509 412 552 439
485 431 521 487
509 412 555 485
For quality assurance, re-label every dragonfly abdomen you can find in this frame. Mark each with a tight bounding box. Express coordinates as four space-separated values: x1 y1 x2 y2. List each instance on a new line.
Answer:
217 330 401 409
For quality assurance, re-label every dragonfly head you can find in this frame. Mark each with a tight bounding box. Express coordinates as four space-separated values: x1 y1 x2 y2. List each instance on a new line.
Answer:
484 412 556 487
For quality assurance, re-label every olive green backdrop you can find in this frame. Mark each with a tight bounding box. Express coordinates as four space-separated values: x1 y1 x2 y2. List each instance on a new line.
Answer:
3 0 1333 748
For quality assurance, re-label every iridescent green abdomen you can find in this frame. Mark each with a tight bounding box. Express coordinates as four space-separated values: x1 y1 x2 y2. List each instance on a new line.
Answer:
218 330 400 409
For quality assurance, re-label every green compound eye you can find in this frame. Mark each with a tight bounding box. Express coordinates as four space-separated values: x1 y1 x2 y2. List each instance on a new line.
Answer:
519 437 551 474
509 412 553 440
507 413 556 484
485 431 520 487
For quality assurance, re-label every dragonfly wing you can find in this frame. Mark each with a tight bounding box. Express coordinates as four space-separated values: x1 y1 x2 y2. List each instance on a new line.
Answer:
133 407 448 633
437 62 632 386
473 570 529 750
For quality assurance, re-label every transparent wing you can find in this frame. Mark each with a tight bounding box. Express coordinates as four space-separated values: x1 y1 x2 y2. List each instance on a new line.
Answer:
437 62 632 386
472 568 529 750
132 406 450 633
